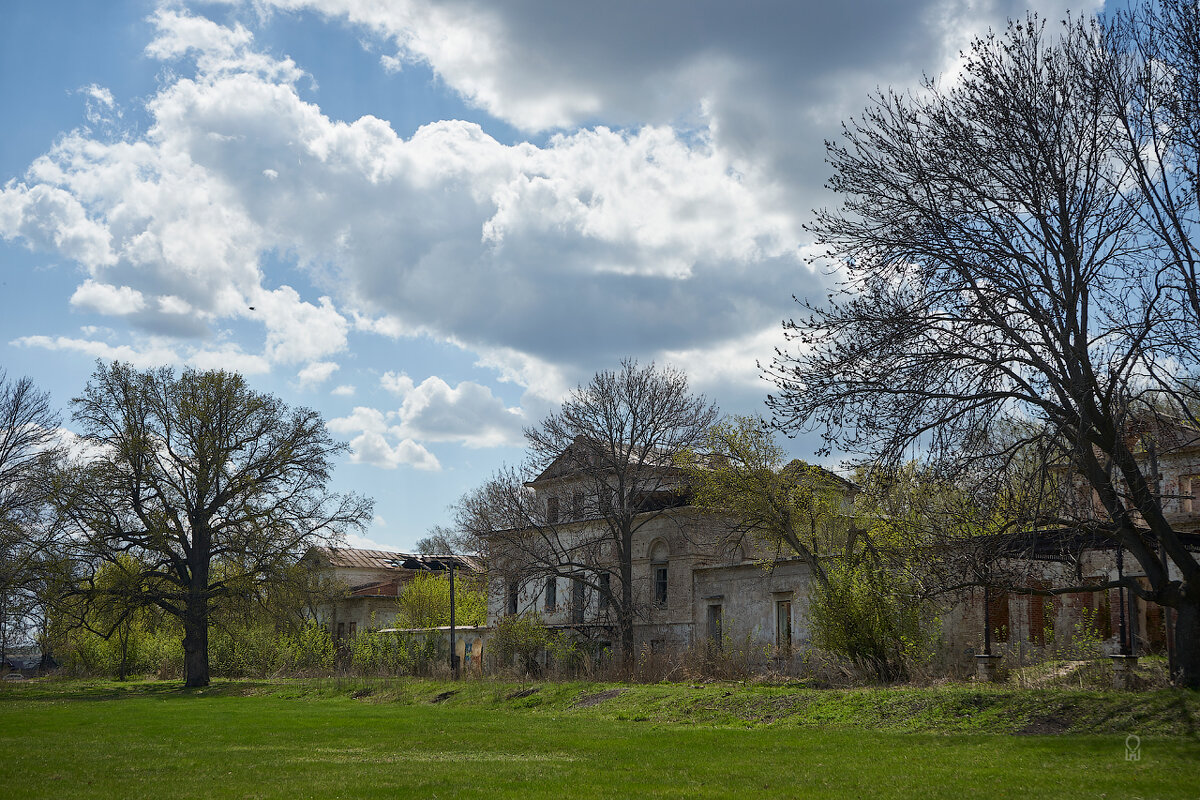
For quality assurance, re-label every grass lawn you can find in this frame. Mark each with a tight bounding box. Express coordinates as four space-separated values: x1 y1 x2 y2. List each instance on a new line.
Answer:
1 679 1198 799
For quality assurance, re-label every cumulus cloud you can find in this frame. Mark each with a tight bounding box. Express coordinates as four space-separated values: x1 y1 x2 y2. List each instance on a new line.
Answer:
0 6 811 396
328 406 441 471
297 360 339 387
69 280 146 315
10 333 270 374
331 384 355 396
0 0 1104 434
381 371 524 448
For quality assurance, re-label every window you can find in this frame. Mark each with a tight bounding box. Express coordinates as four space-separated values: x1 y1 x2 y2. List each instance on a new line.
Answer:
571 491 585 520
1182 475 1199 514
507 580 519 616
707 605 723 649
571 578 586 624
336 622 345 640
650 639 664 654
544 577 557 610
650 540 669 606
775 599 792 654
598 572 610 613
348 622 357 638
546 496 560 524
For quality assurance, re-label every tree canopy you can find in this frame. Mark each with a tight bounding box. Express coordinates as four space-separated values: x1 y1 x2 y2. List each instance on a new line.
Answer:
769 4 1200 685
57 362 372 686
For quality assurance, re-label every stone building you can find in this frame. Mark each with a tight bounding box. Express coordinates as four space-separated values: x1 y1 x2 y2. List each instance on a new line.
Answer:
940 417 1200 663
485 442 845 666
303 547 481 642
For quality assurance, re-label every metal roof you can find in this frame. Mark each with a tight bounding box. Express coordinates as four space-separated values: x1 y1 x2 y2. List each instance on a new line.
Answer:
314 546 481 573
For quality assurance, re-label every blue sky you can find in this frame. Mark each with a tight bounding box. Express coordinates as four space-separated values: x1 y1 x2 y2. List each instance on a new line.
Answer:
0 0 1097 551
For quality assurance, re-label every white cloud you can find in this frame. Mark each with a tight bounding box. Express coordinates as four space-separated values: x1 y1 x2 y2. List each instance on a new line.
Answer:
0 1 1105 414
11 334 270 374
69 280 146 315
331 383 355 396
297 360 339 387
383 372 524 448
0 8 807 391
0 182 116 268
328 406 441 470
344 530 387 550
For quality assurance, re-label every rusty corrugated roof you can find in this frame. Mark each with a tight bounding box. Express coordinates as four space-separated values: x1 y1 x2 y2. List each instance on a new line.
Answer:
314 546 482 573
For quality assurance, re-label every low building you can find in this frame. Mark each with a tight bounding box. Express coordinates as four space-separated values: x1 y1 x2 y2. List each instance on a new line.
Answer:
303 547 481 642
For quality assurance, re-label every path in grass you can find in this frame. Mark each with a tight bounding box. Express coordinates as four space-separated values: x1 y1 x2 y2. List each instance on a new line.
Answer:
2 681 1198 799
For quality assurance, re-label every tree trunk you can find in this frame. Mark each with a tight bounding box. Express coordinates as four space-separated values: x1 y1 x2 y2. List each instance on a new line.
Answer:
182 612 209 688
1173 593 1200 690
117 625 129 681
619 542 635 672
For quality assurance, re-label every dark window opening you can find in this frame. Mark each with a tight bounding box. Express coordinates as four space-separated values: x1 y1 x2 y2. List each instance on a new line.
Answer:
546 496 560 524
571 491 585 520
348 622 357 638
571 578 585 624
598 572 610 613
337 622 345 640
633 491 690 513
544 577 557 610
653 565 668 606
507 580 519 616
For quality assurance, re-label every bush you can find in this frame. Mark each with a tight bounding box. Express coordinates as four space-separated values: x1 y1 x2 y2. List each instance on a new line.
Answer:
807 563 938 682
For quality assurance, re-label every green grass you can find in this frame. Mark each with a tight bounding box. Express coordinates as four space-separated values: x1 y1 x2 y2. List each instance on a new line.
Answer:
2 678 1198 799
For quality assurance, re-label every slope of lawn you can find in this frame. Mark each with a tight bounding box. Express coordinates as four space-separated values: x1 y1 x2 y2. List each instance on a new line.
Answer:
1 678 1197 799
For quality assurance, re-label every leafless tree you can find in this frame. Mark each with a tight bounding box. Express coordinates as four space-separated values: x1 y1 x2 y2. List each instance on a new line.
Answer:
0 371 63 669
457 360 718 667
768 11 1200 686
57 362 372 687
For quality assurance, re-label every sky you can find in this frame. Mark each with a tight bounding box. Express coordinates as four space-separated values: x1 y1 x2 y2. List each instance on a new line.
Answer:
0 0 1099 551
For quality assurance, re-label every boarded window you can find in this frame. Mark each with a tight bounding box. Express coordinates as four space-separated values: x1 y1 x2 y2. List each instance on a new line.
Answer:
775 599 792 654
1182 475 1198 514
1028 594 1046 645
987 590 1010 643
1145 601 1167 653
707 604 723 648
571 491 585 520
546 496 560 524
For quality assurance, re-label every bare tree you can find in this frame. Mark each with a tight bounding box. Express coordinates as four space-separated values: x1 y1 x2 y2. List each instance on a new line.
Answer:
0 372 63 669
57 362 372 687
768 12 1200 686
458 360 717 667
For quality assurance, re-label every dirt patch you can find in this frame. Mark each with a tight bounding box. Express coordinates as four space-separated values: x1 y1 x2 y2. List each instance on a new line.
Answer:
574 689 623 708
1017 714 1073 735
430 690 458 704
506 687 540 700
